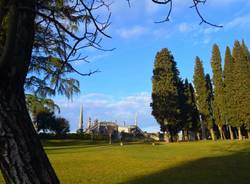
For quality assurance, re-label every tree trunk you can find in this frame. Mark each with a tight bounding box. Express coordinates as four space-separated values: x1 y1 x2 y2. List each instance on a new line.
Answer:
182 130 185 141
0 84 59 184
196 132 201 141
200 116 206 140
218 126 224 140
248 131 250 140
222 127 226 140
238 127 243 140
229 125 234 140
0 1 59 183
210 128 215 141
109 134 112 144
164 131 170 143
184 130 189 141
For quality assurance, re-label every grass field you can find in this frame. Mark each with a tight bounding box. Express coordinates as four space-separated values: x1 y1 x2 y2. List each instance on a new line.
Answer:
1 140 250 184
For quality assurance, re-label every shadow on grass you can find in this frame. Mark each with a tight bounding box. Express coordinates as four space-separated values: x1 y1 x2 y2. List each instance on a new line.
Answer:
42 139 150 152
120 146 250 184
41 139 104 147
42 139 113 152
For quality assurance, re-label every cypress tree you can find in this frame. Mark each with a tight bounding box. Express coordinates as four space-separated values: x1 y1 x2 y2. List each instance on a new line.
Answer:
189 82 200 138
211 44 225 139
151 48 181 142
241 39 250 63
179 79 192 141
223 46 235 140
179 79 200 141
232 41 250 140
239 41 250 138
193 57 212 140
205 74 216 140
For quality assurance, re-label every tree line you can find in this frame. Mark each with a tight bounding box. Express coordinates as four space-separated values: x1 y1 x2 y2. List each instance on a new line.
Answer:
0 0 225 182
151 40 250 142
26 94 70 135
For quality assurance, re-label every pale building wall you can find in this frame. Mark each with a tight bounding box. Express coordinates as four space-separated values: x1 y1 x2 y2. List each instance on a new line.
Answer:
118 126 130 133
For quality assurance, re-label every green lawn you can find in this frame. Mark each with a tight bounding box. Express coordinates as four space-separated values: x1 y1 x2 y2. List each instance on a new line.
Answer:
1 140 250 184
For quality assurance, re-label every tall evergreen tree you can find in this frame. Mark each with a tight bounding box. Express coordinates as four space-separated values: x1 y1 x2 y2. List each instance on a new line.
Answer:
239 41 250 138
205 74 216 140
193 57 211 140
178 79 190 140
151 48 181 142
231 41 250 140
179 79 200 141
211 44 225 139
188 82 200 138
241 40 250 63
0 1 225 182
223 46 235 140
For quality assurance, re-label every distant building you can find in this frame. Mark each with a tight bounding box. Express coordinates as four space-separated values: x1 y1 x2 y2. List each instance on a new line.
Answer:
118 125 143 136
85 121 118 137
77 105 84 133
85 119 144 138
76 105 144 138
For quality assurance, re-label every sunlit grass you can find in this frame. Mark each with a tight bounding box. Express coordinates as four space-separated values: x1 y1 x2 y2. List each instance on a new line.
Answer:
1 140 250 183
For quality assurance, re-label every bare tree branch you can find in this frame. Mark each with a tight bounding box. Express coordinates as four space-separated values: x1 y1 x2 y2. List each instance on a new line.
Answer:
191 0 223 28
151 0 222 27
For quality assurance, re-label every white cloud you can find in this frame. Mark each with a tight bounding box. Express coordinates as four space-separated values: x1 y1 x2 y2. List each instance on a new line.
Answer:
117 26 148 39
55 92 159 132
176 22 222 45
178 23 194 33
225 14 250 29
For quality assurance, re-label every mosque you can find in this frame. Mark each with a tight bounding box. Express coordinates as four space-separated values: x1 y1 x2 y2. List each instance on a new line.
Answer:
77 105 144 138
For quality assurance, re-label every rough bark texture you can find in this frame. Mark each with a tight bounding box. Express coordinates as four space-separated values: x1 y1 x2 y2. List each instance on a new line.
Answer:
218 126 225 140
109 134 112 144
229 125 234 140
248 131 250 140
164 132 170 143
0 1 59 183
238 127 243 140
201 120 207 140
184 130 189 141
210 128 215 141
196 132 201 140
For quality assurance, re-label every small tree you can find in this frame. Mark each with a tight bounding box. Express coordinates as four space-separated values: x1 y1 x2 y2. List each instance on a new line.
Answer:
51 117 70 135
26 94 60 127
35 111 56 133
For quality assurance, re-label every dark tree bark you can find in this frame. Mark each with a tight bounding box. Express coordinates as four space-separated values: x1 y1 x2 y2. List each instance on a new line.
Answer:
218 125 225 140
229 125 234 140
0 1 59 183
238 127 243 140
209 128 215 141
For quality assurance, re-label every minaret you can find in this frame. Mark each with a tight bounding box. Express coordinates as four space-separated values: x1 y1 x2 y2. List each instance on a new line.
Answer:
134 112 138 126
87 117 91 128
78 105 83 130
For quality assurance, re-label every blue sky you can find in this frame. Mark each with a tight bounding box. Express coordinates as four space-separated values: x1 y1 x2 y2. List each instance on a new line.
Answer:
55 0 250 132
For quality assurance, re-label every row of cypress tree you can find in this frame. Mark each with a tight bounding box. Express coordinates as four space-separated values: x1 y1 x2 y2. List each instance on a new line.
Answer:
151 40 250 141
